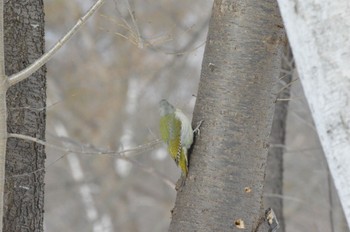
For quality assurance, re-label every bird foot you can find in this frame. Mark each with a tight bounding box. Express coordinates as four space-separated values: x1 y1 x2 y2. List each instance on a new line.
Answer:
193 120 203 136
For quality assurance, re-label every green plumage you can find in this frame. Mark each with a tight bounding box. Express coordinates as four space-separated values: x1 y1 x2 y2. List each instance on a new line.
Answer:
159 100 192 176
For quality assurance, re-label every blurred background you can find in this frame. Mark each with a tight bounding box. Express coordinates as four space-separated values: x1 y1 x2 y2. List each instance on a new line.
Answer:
43 0 347 231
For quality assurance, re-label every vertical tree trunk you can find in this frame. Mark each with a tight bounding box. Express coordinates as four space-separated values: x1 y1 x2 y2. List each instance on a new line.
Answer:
4 1 46 231
169 0 285 231
263 45 293 232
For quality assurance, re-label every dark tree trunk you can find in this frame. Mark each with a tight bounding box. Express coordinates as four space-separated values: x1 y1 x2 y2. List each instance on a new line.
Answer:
263 44 293 232
4 1 46 231
169 0 285 231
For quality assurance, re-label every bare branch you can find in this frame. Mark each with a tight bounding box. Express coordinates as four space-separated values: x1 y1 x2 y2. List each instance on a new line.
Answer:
7 0 105 87
8 133 161 156
8 133 175 189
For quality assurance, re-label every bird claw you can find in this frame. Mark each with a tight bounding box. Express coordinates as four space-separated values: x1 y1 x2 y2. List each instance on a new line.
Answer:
193 120 203 136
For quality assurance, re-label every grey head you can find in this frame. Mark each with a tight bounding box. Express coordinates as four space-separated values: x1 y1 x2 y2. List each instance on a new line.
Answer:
159 99 175 116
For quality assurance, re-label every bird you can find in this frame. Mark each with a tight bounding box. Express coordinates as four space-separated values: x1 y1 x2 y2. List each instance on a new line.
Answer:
159 99 193 177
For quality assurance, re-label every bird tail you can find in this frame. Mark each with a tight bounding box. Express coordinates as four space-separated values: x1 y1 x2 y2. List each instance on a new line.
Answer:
179 147 188 177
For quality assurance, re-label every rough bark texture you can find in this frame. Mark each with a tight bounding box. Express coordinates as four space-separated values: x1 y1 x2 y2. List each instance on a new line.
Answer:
169 0 285 231
4 1 46 231
263 45 293 232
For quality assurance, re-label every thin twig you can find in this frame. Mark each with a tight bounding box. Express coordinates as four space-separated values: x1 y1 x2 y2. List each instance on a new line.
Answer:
276 78 299 95
8 0 105 86
8 133 161 156
8 133 175 188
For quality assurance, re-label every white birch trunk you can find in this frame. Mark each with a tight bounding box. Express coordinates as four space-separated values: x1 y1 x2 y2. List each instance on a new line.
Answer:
277 0 350 228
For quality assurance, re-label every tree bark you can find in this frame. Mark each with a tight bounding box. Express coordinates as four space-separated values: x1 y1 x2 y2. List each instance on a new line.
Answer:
4 1 46 231
263 44 293 232
277 0 350 228
169 0 285 231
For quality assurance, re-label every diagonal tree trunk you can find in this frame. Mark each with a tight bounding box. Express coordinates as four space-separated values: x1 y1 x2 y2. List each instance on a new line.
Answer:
169 0 285 231
278 0 350 227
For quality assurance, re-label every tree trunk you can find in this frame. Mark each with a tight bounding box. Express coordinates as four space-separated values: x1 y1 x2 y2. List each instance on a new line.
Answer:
169 0 285 231
277 0 350 228
263 44 293 232
3 1 46 231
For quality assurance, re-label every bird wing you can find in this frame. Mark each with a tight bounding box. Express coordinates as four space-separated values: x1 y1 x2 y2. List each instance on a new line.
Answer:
160 114 182 163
